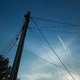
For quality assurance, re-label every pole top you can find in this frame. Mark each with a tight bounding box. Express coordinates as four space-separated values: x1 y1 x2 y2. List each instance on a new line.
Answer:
27 11 30 14
24 11 31 19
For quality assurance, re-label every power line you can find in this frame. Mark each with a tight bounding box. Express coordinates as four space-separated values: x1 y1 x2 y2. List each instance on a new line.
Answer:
14 43 80 76
3 38 18 58
31 18 75 80
31 31 69 80
23 49 65 70
31 30 80 78
14 44 64 70
32 25 77 28
31 17 80 27
29 0 72 26
24 49 64 69
31 29 80 76
31 30 50 49
59 56 80 77
39 29 80 34
1 30 21 55
1 29 22 56
23 49 79 76
42 0 72 18
58 68 69 80
0 35 20 63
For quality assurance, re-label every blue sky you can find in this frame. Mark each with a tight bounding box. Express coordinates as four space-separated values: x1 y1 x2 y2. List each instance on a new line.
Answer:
0 0 80 80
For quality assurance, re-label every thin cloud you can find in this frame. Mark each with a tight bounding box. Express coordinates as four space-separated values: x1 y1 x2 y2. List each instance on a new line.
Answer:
57 35 71 57
67 47 71 57
21 73 54 80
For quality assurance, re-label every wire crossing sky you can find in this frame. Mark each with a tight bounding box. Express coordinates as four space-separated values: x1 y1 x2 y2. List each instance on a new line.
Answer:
0 0 80 80
31 18 76 80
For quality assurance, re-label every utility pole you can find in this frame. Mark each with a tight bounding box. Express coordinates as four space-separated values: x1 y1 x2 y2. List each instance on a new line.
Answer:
10 11 30 80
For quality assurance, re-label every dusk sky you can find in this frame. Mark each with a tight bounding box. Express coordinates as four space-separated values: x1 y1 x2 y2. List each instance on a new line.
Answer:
0 0 80 80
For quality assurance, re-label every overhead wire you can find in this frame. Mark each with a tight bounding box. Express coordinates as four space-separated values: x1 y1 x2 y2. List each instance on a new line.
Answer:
31 30 50 49
29 0 72 26
31 17 80 27
39 29 80 34
33 27 80 34
0 30 22 63
23 49 64 68
42 0 72 18
31 31 69 80
31 29 80 76
0 29 22 56
23 49 79 76
31 18 75 80
3 37 19 58
32 25 76 29
13 42 80 76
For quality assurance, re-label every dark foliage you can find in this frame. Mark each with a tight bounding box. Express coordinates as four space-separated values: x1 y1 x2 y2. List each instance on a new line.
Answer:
0 55 12 80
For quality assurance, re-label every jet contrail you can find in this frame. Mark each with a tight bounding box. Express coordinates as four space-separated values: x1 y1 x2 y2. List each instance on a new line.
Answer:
67 47 71 57
57 35 71 56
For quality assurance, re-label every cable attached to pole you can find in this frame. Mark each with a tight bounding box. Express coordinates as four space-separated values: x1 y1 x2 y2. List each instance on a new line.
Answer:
31 17 80 27
31 18 75 80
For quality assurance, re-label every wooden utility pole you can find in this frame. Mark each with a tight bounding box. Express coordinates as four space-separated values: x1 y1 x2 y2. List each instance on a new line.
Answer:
10 11 30 80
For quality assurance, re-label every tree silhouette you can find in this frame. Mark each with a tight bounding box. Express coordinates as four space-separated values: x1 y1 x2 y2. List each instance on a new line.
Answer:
0 55 12 80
